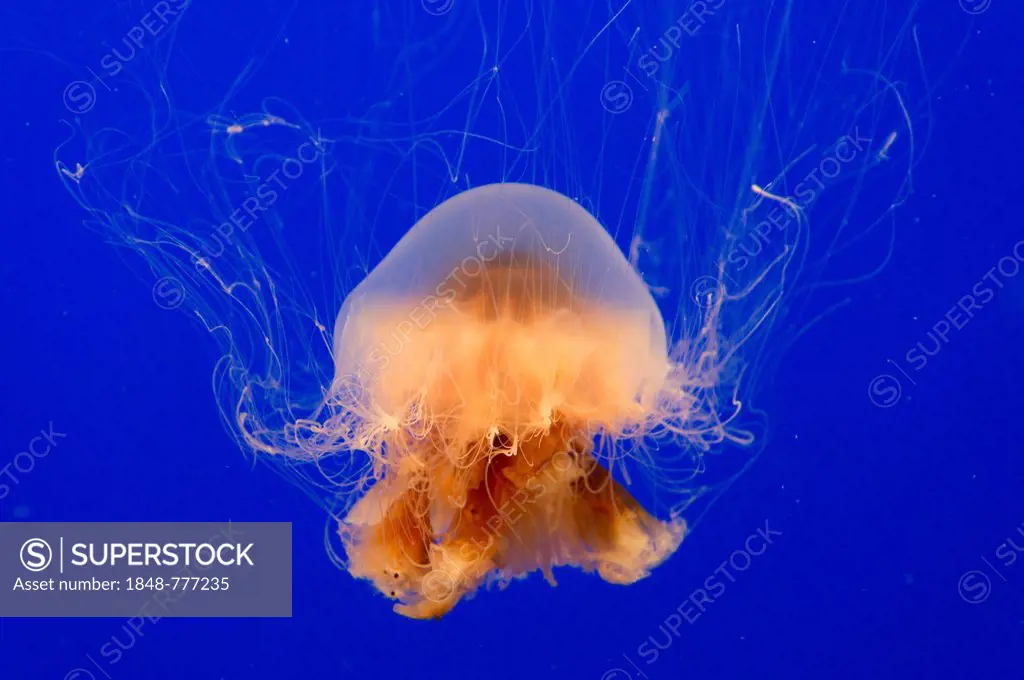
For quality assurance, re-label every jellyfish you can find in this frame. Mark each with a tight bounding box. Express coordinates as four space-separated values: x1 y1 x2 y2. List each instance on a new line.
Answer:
331 182 696 619
53 0 923 628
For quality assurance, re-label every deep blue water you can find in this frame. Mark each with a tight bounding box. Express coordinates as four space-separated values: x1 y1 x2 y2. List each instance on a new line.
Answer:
2 1 1022 679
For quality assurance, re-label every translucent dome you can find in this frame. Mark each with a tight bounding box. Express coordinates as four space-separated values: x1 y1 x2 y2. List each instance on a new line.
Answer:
332 182 670 434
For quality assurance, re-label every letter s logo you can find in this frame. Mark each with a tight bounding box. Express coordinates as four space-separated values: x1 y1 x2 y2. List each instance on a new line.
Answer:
20 538 52 572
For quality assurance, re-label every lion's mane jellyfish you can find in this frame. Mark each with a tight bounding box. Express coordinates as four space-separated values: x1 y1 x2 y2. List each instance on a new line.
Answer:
330 182 696 619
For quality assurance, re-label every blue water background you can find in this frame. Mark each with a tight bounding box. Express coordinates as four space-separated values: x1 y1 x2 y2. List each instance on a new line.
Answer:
1 1 1022 678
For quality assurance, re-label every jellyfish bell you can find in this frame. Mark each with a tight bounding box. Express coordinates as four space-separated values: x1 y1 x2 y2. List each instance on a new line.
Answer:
331 182 700 619
332 182 675 432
